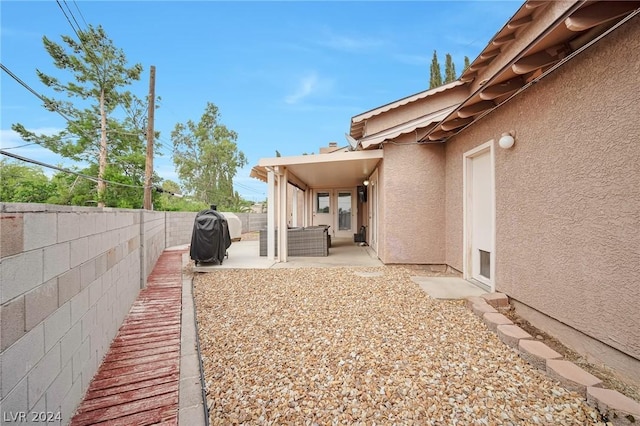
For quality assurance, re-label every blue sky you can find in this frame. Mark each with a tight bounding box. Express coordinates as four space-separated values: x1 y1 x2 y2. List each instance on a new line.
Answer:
1 1 521 202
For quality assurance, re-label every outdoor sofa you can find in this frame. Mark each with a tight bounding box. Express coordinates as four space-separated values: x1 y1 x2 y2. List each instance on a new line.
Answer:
259 226 330 257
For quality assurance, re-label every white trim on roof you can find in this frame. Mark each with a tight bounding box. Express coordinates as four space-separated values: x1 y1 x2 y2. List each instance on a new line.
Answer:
359 106 457 149
351 80 465 123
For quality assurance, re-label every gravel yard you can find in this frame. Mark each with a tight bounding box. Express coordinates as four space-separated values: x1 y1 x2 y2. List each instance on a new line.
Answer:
194 266 606 425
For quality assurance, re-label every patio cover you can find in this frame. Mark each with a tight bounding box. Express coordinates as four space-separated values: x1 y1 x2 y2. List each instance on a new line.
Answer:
250 149 383 188
250 149 383 262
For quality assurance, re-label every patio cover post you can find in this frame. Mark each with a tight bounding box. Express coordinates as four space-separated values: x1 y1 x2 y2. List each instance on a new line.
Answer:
305 190 312 226
278 167 289 262
292 187 298 226
267 167 276 260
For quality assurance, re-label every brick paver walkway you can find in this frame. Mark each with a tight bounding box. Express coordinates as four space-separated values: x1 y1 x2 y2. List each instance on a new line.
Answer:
70 250 184 425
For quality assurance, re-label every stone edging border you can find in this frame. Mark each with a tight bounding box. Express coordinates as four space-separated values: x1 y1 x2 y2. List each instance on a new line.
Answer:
466 293 640 426
178 252 208 425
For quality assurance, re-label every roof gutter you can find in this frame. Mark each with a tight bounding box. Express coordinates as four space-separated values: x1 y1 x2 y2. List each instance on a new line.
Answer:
440 7 640 142
418 0 589 143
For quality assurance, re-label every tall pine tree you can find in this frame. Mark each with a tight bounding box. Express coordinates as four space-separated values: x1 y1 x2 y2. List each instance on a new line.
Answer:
444 53 457 83
11 25 143 207
463 56 471 73
429 50 443 89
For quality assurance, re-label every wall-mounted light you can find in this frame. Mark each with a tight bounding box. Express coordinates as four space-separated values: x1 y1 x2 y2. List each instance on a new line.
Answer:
363 180 370 186
499 132 515 149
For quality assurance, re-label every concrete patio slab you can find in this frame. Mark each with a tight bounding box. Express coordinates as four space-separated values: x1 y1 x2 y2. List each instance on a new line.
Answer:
192 238 383 271
192 240 276 271
411 276 487 299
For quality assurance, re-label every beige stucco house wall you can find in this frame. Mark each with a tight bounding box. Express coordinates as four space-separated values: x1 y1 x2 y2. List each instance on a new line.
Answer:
357 9 640 383
377 141 446 264
444 14 640 382
252 0 639 385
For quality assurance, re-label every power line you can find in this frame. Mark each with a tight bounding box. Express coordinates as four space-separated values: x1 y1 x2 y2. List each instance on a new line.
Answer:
63 0 84 33
55 0 104 79
0 149 144 189
2 143 38 150
53 2 175 157
0 63 62 116
71 0 89 28
56 0 83 41
52 3 175 155
1 62 139 141
1 63 164 175
234 181 265 194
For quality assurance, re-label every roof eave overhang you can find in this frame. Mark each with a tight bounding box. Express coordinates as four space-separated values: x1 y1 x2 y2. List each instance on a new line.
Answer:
421 0 640 143
348 1 640 146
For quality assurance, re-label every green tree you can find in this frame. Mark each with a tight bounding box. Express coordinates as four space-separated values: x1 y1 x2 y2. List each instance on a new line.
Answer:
226 191 253 213
154 180 208 212
171 102 247 209
429 50 443 89
0 160 54 203
101 94 162 208
11 25 143 207
463 56 471 73
444 53 457 83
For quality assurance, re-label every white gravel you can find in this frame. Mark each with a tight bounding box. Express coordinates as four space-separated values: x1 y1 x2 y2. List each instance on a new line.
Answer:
194 266 606 425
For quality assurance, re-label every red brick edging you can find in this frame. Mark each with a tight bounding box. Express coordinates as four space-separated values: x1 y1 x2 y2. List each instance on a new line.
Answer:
466 293 640 425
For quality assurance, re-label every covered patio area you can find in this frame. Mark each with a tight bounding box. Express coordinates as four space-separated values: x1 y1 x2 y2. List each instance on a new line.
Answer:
250 149 383 263
192 236 384 271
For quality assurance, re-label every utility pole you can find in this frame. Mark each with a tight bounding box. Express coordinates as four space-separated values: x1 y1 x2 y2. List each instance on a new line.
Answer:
143 65 156 210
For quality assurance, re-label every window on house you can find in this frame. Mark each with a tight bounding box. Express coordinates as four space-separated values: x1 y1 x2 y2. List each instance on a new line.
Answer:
316 192 330 213
338 192 351 230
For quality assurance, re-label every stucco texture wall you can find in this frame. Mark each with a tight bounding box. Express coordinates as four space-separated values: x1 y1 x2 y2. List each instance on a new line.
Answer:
444 17 640 360
380 142 446 264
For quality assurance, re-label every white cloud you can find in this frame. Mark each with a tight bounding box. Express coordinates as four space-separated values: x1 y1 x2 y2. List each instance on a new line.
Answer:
284 72 319 105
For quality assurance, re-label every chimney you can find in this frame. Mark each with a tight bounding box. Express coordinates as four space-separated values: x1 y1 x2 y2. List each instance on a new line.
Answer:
320 141 340 154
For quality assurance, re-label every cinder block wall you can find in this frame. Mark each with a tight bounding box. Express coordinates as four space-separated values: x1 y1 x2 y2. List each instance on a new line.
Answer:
0 204 166 425
165 212 197 248
141 211 166 286
165 212 267 248
235 213 267 232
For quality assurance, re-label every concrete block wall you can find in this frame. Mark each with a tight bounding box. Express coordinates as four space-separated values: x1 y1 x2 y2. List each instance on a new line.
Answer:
235 213 267 233
0 204 164 425
164 213 268 248
165 212 197 248
141 211 166 286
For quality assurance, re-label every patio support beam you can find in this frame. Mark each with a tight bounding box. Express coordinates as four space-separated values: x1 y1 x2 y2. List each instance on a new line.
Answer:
286 170 308 192
267 167 276 261
303 189 309 227
278 167 289 262
292 187 298 226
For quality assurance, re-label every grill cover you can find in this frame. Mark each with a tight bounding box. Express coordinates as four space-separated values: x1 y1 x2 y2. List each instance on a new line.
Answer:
190 209 231 264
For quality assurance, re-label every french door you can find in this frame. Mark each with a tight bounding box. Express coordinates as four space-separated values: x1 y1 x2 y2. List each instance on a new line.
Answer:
312 189 355 238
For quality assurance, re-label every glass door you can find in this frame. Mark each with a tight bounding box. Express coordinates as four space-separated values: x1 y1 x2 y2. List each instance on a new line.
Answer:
335 191 354 238
312 190 332 230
